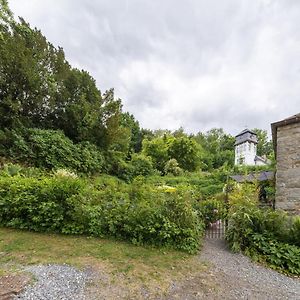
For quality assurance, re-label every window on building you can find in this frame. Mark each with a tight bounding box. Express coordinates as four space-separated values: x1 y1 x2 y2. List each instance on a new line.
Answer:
238 157 245 165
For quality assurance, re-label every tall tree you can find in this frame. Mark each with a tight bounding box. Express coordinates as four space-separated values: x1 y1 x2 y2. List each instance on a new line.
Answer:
121 112 142 153
168 136 202 171
0 3 130 153
193 128 235 170
252 128 273 157
142 137 170 172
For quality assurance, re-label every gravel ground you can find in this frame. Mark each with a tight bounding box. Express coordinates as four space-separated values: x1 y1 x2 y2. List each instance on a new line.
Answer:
197 238 300 300
14 264 91 300
12 240 300 299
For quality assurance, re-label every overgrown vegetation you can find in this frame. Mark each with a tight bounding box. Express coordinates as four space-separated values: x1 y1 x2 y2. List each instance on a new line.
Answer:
0 171 205 253
226 184 300 275
2 1 289 278
0 1 275 177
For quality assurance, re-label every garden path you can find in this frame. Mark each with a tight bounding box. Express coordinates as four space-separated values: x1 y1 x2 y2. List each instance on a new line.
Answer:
167 238 300 299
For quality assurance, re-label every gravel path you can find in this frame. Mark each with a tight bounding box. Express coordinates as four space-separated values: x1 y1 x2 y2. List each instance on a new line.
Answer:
14 264 91 300
12 240 300 299
197 238 300 300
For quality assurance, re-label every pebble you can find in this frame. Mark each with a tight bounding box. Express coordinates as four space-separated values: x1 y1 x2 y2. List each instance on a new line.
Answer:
14 264 89 300
200 238 300 299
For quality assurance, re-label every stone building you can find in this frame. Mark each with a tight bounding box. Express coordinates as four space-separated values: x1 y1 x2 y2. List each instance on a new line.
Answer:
234 129 268 166
271 113 300 214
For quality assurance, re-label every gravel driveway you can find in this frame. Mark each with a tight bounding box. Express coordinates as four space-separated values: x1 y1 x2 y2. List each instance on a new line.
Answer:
197 238 300 299
13 239 300 300
14 264 90 300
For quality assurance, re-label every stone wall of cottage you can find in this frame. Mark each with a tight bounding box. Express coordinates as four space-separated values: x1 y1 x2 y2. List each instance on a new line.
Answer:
275 123 300 214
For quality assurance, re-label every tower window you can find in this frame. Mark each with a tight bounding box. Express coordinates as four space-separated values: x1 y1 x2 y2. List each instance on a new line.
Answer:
239 157 245 165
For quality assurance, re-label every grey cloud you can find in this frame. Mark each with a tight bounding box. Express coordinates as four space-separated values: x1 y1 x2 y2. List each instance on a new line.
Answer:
8 0 300 135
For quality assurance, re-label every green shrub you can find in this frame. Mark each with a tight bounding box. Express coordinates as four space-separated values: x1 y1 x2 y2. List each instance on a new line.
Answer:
164 159 183 176
226 184 300 274
77 142 104 174
83 179 204 252
2 163 23 177
0 128 104 174
130 153 155 177
145 172 226 198
0 174 204 253
290 217 300 247
0 176 85 232
251 233 300 275
104 150 133 181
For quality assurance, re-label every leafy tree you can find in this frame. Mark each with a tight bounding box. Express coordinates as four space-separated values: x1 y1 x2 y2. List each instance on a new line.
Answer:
172 127 186 138
102 89 132 153
193 128 235 170
142 137 170 172
130 153 155 177
252 128 273 157
120 112 142 153
168 137 202 172
0 6 130 154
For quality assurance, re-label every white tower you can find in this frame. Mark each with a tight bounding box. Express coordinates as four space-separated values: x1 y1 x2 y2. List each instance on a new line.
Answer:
234 129 258 166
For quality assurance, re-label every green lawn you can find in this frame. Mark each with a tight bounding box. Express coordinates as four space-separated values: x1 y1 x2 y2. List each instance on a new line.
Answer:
0 227 207 294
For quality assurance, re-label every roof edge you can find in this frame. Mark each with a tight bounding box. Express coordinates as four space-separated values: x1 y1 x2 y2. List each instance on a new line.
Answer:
235 128 256 138
271 114 300 157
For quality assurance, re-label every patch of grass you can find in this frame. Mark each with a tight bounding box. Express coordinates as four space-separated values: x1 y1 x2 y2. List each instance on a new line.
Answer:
0 227 207 294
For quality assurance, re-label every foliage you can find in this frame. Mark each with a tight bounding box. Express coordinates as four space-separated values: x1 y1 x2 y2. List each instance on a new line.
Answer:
103 150 133 181
145 171 226 198
130 154 155 177
0 176 85 232
250 233 300 275
197 199 227 228
164 159 183 176
193 128 235 171
142 137 169 172
290 217 300 247
0 174 204 253
1 163 22 176
0 8 130 154
142 134 204 173
226 184 300 274
53 168 78 179
167 137 202 172
252 128 273 158
0 128 104 174
120 112 142 153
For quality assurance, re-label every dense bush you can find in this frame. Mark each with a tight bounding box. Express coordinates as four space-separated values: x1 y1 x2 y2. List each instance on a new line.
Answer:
0 174 204 253
164 159 183 176
290 217 300 247
251 233 300 275
0 176 85 232
130 154 156 177
0 128 104 174
145 172 226 198
226 184 300 275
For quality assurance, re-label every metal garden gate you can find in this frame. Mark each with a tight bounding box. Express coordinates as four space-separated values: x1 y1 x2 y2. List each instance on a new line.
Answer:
203 199 228 239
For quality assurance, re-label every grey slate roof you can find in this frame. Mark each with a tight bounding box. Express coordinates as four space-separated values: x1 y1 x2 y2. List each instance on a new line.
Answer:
254 155 267 163
230 171 274 183
234 129 258 146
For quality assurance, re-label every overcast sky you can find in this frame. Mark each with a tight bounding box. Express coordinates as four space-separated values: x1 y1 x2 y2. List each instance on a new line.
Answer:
8 0 300 136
